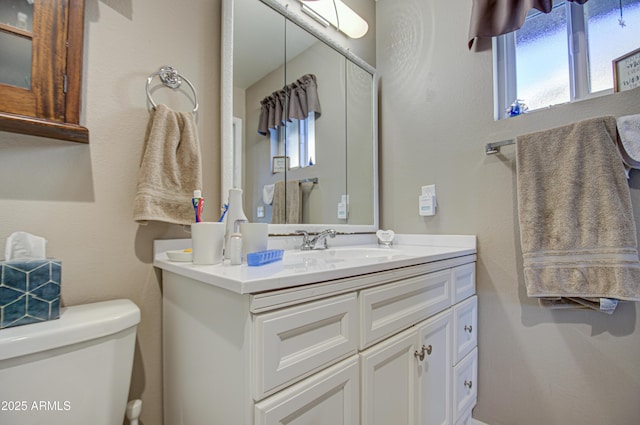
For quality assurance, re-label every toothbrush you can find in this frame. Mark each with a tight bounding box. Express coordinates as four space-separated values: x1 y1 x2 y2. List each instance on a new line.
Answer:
218 203 229 222
192 190 204 222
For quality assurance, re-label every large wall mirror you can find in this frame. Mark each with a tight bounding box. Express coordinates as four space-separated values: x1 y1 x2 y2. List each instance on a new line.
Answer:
221 0 378 234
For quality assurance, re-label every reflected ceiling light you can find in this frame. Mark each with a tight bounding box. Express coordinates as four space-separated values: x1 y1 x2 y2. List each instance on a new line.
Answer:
299 0 369 39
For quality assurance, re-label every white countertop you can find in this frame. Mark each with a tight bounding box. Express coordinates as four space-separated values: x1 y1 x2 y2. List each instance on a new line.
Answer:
153 234 476 294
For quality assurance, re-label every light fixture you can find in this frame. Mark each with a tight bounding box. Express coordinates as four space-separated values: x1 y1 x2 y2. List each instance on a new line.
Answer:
300 0 369 39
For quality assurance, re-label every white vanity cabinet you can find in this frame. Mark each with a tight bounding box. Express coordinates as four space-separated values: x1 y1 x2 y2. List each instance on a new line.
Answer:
160 247 477 425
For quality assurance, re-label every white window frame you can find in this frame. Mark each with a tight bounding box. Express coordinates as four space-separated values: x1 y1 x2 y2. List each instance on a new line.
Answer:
493 1 614 120
270 112 316 171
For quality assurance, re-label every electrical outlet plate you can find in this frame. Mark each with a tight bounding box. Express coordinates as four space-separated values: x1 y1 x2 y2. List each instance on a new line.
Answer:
338 194 349 219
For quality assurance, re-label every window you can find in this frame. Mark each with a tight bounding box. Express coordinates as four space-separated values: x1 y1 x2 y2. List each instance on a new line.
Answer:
0 0 88 142
494 0 640 119
270 112 316 172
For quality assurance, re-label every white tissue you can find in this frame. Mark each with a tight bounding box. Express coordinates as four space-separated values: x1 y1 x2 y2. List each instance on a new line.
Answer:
4 231 47 261
263 184 275 205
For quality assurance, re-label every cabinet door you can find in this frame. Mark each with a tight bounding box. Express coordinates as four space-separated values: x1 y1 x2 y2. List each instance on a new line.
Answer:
416 310 453 425
0 0 89 142
361 326 419 425
455 406 474 425
255 356 359 425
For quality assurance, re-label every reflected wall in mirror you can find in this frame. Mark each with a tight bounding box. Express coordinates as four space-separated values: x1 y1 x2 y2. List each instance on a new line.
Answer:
221 0 377 233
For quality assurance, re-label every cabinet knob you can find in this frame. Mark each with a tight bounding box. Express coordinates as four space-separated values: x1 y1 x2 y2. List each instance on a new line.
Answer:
464 380 473 389
414 344 433 361
464 325 473 333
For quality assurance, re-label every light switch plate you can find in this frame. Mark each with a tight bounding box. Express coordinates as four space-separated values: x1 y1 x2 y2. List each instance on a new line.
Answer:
419 184 437 216
421 184 436 198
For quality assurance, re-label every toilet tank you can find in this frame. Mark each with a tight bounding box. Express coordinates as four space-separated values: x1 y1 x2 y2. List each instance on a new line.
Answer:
0 299 140 425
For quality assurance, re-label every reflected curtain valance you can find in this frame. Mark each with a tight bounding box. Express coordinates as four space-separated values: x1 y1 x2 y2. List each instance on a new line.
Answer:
257 74 321 136
467 0 589 49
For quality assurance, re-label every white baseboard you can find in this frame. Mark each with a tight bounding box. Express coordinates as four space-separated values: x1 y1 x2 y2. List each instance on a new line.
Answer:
471 419 490 425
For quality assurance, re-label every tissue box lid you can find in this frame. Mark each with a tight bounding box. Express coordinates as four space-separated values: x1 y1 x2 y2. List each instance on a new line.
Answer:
0 259 61 329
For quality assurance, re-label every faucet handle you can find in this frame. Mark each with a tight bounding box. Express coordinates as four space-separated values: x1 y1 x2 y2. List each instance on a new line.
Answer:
295 230 309 244
296 230 312 250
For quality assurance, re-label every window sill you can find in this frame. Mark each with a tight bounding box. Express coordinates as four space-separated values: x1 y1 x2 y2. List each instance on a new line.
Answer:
0 112 89 143
496 88 617 121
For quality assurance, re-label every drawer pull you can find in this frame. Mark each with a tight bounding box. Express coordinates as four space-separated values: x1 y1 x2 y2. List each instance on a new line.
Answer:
464 380 473 389
414 344 433 361
464 325 473 333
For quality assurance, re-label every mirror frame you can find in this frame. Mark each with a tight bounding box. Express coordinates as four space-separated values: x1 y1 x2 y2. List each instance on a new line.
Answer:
221 0 378 234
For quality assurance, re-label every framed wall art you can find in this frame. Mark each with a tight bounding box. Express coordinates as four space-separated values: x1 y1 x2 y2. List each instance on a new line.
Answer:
613 47 640 92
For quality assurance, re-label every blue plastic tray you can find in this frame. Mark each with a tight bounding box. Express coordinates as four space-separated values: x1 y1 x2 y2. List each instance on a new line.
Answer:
247 249 284 267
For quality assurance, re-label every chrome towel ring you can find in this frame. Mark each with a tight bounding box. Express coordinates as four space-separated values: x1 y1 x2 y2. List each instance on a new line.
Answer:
146 66 199 114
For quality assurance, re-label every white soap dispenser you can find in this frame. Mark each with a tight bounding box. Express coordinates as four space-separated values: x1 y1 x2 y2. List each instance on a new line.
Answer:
224 188 248 259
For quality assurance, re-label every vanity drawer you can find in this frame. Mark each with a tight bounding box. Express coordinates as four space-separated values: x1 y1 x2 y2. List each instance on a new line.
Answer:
253 293 358 400
360 269 452 349
453 348 478 424
254 356 360 425
452 262 476 304
453 295 478 364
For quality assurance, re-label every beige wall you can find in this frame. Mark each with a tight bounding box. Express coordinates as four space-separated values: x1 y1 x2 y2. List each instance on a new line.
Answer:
377 1 640 424
0 1 220 424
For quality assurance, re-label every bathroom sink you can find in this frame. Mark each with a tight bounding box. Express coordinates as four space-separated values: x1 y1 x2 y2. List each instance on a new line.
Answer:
286 247 406 261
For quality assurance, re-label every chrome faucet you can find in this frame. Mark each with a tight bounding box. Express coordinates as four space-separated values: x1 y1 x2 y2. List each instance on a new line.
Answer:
296 229 337 250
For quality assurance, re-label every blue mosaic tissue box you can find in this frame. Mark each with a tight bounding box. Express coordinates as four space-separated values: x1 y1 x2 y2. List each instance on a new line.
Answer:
0 259 61 329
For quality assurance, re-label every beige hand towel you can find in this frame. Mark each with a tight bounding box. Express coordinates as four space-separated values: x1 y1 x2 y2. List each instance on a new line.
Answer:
271 180 302 224
516 116 640 303
133 104 202 225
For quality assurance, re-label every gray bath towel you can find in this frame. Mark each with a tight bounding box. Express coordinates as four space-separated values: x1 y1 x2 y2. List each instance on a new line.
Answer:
516 116 640 303
133 104 202 225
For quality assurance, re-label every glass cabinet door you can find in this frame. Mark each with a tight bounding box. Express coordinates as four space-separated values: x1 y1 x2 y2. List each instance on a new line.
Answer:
0 0 89 143
0 0 34 90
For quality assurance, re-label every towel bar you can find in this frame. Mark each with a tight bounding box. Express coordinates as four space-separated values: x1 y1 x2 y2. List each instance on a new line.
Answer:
299 177 318 184
146 66 199 114
485 139 515 155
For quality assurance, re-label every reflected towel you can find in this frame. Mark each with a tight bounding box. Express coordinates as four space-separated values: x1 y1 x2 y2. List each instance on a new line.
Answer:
516 116 640 305
272 180 302 224
133 104 202 225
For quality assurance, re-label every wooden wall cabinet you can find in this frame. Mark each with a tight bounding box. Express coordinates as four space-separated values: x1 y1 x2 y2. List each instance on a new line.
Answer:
0 0 88 143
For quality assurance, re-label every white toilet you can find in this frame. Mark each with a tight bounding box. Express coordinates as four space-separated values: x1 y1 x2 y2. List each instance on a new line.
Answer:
0 299 141 425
